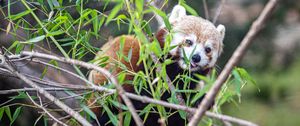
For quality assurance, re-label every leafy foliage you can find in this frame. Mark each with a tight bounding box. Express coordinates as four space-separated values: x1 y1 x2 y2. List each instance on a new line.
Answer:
1 0 256 125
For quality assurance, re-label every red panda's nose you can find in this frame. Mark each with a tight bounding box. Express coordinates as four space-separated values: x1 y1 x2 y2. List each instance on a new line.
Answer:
192 54 201 63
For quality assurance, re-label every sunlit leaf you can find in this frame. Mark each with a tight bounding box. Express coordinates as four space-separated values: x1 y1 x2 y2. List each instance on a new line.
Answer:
81 104 97 120
149 6 171 30
105 3 123 25
10 9 34 20
20 35 45 44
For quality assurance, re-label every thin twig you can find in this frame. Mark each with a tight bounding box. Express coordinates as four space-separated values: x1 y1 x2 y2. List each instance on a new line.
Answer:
213 0 226 24
26 92 68 126
16 51 257 126
0 56 92 126
202 0 210 20
0 87 94 94
188 0 278 125
20 51 144 126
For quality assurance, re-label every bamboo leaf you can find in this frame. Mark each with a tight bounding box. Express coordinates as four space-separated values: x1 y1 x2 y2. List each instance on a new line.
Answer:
11 107 22 126
103 104 118 126
81 104 97 120
149 6 171 30
135 0 144 12
105 3 123 25
46 30 64 37
20 35 45 44
180 3 199 16
10 9 34 20
124 112 132 126
0 107 4 120
4 106 12 122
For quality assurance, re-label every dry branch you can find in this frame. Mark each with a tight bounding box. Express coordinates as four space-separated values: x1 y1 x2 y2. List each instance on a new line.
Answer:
19 51 144 126
0 55 93 126
10 51 258 126
213 0 226 24
188 0 278 125
26 92 68 126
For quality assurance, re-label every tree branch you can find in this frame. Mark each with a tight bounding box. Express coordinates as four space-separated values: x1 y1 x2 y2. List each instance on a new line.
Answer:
5 51 257 126
19 51 144 126
188 0 278 125
0 55 93 126
26 92 68 126
213 0 226 24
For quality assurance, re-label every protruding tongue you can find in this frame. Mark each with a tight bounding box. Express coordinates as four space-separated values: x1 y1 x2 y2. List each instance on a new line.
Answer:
191 62 197 67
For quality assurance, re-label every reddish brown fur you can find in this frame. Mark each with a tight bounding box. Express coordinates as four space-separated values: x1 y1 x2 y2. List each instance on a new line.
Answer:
90 35 140 89
88 35 141 115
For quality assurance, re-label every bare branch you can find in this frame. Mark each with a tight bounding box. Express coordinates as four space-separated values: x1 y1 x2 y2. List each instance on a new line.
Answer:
20 51 144 126
26 92 68 126
15 51 257 126
0 56 93 126
0 87 94 94
213 0 226 24
188 0 278 125
202 0 210 20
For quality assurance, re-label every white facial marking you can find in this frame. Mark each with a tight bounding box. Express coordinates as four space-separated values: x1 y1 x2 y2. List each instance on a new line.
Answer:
170 33 221 71
169 33 184 55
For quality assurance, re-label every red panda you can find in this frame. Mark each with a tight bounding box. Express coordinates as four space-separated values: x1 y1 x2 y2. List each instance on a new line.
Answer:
88 5 225 126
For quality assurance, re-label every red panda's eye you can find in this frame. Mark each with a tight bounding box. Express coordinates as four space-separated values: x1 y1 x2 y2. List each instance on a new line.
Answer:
185 39 193 46
205 47 211 53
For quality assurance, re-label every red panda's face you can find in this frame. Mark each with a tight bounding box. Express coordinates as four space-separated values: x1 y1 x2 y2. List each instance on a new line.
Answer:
166 5 225 71
169 32 221 71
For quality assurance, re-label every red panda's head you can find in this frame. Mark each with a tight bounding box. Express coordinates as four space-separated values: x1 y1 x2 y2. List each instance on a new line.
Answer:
158 5 225 72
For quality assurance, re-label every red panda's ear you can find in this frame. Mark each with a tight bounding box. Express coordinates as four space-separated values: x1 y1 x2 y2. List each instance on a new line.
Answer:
217 24 225 56
217 24 225 42
169 5 186 23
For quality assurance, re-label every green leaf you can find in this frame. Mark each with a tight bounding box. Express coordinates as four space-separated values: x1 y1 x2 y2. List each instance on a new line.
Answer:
141 20 152 37
150 40 162 57
46 30 64 37
105 3 123 25
4 106 12 122
135 0 144 12
43 116 48 126
41 66 48 79
80 104 97 120
191 84 210 104
10 107 22 126
103 104 118 126
47 0 54 10
109 99 128 111
0 107 4 120
124 112 132 126
237 67 257 86
7 41 19 51
117 73 127 84
180 3 199 16
20 35 45 44
10 9 34 20
91 10 99 35
149 6 171 30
